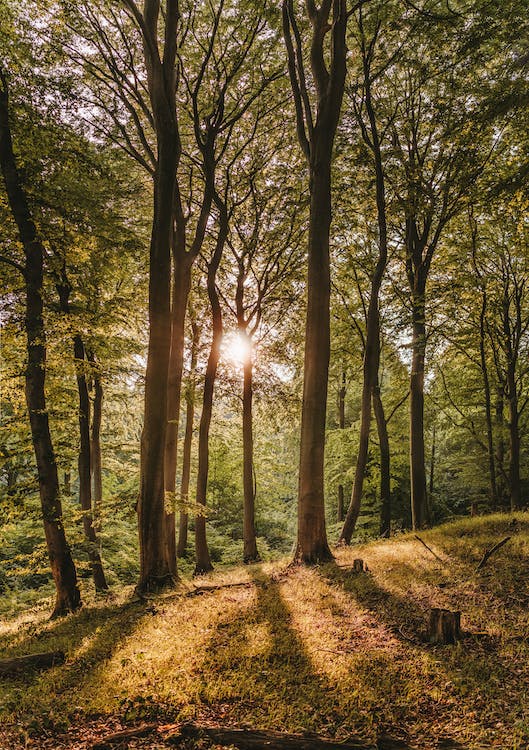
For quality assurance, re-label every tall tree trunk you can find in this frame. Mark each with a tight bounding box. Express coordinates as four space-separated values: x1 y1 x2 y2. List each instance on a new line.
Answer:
164 259 192 575
373 388 391 537
478 293 498 509
177 316 199 559
137 0 181 592
283 0 346 564
194 204 228 575
338 37 388 544
242 341 259 563
410 289 429 529
295 154 334 563
88 350 104 527
337 371 346 522
0 73 81 617
73 335 108 591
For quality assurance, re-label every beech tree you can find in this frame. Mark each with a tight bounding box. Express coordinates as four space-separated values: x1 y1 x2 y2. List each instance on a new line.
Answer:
283 0 347 563
0 71 81 617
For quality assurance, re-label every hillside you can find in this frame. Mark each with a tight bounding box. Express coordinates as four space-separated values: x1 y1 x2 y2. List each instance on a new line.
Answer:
1 514 528 750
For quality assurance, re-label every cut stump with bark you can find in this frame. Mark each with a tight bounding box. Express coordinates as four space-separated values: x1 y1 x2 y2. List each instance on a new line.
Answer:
428 608 461 645
352 559 367 573
0 650 65 675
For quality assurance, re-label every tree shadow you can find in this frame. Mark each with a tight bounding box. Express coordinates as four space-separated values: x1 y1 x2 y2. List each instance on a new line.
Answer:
0 594 155 727
195 566 413 748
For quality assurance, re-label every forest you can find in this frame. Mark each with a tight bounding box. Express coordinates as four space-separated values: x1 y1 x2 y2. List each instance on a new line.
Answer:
0 0 528 748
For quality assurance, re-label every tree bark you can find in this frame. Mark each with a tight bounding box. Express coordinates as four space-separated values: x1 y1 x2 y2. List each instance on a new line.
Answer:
55 281 107 592
295 153 334 563
164 259 192 574
410 289 429 529
283 0 346 564
136 1 181 593
177 316 199 558
73 334 108 591
373 388 391 537
242 343 260 562
339 35 388 544
337 372 346 522
88 350 104 526
0 72 81 617
194 203 228 575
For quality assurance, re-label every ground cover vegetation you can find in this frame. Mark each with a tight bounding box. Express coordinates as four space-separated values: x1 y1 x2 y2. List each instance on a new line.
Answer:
0 0 528 747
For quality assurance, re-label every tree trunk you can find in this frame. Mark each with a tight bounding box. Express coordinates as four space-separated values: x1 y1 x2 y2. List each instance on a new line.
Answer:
177 316 199 559
506 362 521 511
410 291 429 529
88 350 103 527
427 608 461 645
478 291 498 509
0 74 81 617
54 278 107 592
194 205 228 575
242 343 259 563
495 387 508 508
73 334 108 591
138 132 179 592
164 259 192 575
429 423 435 504
337 372 346 522
373 388 391 537
295 154 333 564
283 0 346 564
64 472 71 496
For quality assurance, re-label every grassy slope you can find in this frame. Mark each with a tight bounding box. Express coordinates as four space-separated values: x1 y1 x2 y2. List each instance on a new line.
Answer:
1 513 528 749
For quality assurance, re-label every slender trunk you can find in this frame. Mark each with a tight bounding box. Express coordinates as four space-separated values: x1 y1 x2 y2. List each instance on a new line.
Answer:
506 363 521 511
242 344 259 562
410 290 429 529
194 206 228 575
295 154 333 564
429 423 435 509
337 372 346 522
373 388 391 537
478 293 498 509
55 280 107 592
64 472 71 496
339 51 388 543
0 77 81 617
73 335 108 591
495 387 507 508
88 351 103 527
339 293 381 544
177 317 199 558
164 259 192 575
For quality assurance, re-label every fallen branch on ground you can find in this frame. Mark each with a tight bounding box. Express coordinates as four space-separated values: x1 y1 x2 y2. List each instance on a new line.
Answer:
414 535 445 563
475 536 511 571
0 650 65 675
166 722 412 749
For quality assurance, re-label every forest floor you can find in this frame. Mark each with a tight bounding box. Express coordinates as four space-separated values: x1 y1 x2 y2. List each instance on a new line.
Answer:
1 514 529 750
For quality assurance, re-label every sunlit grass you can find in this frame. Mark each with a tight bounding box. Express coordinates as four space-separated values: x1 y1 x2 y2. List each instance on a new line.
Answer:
1 514 529 748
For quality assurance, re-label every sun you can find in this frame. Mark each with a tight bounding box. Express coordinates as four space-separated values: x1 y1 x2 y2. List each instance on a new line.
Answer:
223 331 252 365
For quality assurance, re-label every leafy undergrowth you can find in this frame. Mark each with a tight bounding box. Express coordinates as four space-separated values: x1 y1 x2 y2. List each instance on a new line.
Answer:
1 513 529 749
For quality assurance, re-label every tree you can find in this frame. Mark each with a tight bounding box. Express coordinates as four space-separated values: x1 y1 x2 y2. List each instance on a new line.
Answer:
0 70 81 617
283 0 347 563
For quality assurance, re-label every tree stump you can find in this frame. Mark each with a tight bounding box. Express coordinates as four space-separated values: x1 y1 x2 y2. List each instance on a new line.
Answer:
428 608 461 644
352 559 366 573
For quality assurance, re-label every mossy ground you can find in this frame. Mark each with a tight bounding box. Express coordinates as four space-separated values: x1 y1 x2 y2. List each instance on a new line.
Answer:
1 514 529 749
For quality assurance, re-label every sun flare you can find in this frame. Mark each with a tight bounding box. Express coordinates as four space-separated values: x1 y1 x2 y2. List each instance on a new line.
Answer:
223 332 252 365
